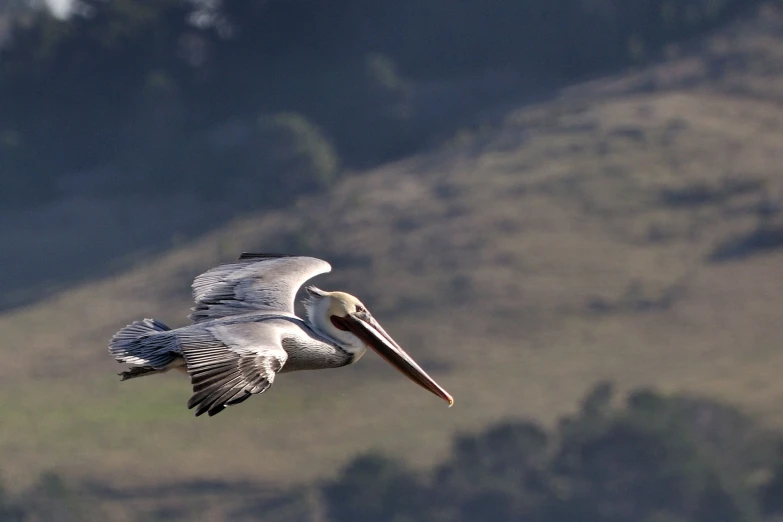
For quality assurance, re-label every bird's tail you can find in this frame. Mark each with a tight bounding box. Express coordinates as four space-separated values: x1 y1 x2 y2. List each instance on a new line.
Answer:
109 318 179 371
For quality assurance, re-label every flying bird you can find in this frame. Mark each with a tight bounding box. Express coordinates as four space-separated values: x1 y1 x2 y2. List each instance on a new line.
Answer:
109 253 453 416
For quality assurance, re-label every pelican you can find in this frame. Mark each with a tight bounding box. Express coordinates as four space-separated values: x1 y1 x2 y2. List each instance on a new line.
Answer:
108 253 453 416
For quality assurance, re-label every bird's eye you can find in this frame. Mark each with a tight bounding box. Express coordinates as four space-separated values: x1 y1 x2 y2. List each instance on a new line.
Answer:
355 305 365 313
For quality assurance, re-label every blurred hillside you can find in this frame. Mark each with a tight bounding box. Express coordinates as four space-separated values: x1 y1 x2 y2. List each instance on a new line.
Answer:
5 383 783 521
3 0 783 520
0 0 765 310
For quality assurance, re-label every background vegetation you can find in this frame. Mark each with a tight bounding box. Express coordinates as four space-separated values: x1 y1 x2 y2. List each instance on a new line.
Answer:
5 383 783 521
0 0 765 209
3 1 783 520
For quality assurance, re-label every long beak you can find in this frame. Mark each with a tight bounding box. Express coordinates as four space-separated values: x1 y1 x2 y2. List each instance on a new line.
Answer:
341 311 454 407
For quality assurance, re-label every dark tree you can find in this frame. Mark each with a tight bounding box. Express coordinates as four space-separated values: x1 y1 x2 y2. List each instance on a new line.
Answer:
547 387 758 522
323 454 429 522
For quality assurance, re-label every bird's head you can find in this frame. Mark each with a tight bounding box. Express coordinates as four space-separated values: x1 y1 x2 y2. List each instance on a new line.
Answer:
304 286 453 406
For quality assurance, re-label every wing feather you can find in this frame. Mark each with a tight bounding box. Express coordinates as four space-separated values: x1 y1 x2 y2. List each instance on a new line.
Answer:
179 321 290 417
189 254 331 323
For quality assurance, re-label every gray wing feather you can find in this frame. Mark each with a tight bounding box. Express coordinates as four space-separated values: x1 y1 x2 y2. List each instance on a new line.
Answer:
189 255 331 323
179 321 291 417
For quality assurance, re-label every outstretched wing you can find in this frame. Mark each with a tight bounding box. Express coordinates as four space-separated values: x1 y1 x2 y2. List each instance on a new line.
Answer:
189 253 331 323
179 319 294 417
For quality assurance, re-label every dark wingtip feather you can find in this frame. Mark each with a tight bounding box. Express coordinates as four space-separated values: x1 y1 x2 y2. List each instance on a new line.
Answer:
238 253 294 261
226 393 252 406
118 366 161 381
192 399 212 416
207 406 226 417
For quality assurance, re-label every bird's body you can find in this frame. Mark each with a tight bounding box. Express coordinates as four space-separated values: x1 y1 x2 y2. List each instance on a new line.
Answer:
109 253 452 416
